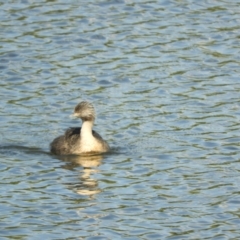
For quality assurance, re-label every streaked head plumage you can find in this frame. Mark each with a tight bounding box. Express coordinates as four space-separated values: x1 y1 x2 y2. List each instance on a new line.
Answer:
73 101 95 121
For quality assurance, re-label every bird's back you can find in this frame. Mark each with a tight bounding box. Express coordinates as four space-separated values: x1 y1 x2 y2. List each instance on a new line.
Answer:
50 127 80 155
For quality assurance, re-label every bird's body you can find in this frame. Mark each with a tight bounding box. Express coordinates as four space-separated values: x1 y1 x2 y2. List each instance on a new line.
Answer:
50 102 110 155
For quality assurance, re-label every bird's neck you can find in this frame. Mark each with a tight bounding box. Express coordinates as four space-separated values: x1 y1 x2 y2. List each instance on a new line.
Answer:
80 120 99 153
81 120 94 139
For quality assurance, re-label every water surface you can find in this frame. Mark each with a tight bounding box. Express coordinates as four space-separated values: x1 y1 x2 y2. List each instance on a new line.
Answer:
1 0 240 239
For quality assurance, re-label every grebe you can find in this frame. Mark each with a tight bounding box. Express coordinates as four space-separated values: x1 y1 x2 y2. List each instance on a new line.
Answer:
50 101 110 155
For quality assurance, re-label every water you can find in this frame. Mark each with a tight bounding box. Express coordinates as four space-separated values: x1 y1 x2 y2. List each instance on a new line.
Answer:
1 0 240 239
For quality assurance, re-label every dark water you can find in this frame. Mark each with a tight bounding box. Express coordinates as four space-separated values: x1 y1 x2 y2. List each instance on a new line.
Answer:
1 0 240 239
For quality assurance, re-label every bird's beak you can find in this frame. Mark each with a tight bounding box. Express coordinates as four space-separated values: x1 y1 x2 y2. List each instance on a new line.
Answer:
69 113 78 119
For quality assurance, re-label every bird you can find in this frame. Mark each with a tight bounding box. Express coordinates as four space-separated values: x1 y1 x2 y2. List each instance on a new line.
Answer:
50 101 110 155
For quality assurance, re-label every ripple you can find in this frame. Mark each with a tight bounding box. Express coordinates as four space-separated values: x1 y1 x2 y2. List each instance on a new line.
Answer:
0 0 240 239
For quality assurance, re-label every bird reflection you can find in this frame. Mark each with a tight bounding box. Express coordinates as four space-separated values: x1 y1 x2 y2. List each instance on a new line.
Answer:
57 154 104 196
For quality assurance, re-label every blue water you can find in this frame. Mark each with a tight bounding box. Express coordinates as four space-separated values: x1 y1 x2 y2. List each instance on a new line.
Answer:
0 0 240 239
